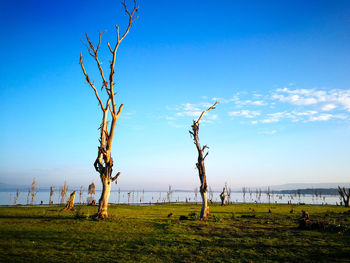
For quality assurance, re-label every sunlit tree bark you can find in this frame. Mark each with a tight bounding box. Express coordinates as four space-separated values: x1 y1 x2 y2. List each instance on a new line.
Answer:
80 0 138 219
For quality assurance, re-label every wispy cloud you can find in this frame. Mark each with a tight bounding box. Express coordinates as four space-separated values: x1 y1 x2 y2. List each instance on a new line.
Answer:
228 110 261 118
322 104 337 111
260 130 277 135
166 86 350 131
272 87 350 112
224 87 350 125
166 101 219 124
308 114 333 122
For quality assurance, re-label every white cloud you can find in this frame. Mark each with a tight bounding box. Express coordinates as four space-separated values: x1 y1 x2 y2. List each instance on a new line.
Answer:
261 118 279 123
167 87 350 130
175 111 201 117
308 114 333 122
272 93 317 105
293 110 318 116
332 89 350 112
228 110 260 118
260 130 277 135
183 103 200 111
273 87 350 112
167 101 220 123
207 114 218 120
321 104 337 111
250 100 266 106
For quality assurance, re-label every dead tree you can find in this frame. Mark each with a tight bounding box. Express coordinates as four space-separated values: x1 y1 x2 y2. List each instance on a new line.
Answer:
87 182 96 205
220 187 226 206
14 189 19 205
189 101 219 219
194 187 198 204
30 178 39 205
167 185 173 203
80 0 138 219
79 186 84 204
242 187 247 203
49 186 54 204
60 181 68 204
338 186 350 207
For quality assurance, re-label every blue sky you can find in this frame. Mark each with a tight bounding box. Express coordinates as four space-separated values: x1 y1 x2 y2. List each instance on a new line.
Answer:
0 0 349 190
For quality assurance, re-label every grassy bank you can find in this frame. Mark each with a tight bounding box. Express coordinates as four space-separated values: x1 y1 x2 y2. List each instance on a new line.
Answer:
0 203 349 262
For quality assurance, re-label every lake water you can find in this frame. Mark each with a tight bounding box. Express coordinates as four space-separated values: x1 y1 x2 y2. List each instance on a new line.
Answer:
0 189 342 206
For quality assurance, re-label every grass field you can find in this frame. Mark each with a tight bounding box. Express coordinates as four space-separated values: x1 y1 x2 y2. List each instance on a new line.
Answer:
0 203 349 262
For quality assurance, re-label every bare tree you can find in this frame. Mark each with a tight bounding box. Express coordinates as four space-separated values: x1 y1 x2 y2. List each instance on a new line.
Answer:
189 102 219 219
227 187 231 204
167 185 173 203
87 182 96 205
266 186 271 204
338 186 350 207
79 0 138 219
49 186 54 204
194 187 198 204
14 189 20 205
60 181 68 204
79 186 84 204
30 178 39 205
242 187 247 203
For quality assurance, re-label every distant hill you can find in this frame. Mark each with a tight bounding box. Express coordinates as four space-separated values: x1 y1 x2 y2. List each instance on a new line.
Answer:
275 188 339 195
268 183 350 191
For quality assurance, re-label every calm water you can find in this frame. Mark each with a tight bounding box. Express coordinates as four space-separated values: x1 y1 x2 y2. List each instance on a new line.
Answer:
0 189 341 206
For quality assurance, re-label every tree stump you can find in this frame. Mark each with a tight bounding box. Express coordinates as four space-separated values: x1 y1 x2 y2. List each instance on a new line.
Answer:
62 191 76 211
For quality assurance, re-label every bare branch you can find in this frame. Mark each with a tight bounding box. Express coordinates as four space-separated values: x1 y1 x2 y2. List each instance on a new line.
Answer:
83 32 109 92
195 101 219 126
115 25 120 42
80 39 94 56
116 104 124 118
118 0 139 46
203 152 209 160
112 172 121 182
202 145 209 152
107 42 113 53
80 53 105 112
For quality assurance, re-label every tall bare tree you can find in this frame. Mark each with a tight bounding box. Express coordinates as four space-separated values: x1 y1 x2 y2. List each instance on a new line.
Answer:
338 186 350 207
80 0 138 218
189 101 218 219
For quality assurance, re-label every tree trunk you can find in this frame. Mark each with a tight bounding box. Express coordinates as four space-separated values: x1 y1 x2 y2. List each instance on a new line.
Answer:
200 190 209 218
220 188 226 206
97 177 112 218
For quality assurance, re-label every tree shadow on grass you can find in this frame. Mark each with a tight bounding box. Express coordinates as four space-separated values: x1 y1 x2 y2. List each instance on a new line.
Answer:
0 214 79 220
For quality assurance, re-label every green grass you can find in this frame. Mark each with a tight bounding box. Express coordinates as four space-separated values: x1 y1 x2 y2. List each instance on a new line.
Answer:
0 203 349 262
